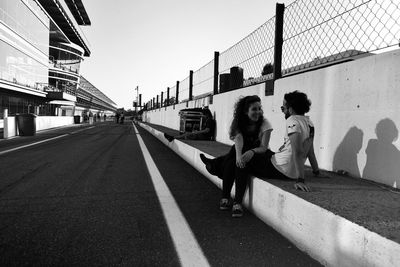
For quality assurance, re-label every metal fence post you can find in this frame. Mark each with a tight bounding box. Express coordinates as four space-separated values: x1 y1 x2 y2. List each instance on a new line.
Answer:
176 81 179 104
274 3 284 80
213 51 219 95
161 91 164 107
189 70 193 101
266 3 285 96
139 94 142 108
153 97 155 109
156 95 159 109
166 87 170 106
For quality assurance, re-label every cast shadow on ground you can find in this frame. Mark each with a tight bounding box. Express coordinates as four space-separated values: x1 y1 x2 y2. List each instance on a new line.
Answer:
362 118 400 187
332 126 364 177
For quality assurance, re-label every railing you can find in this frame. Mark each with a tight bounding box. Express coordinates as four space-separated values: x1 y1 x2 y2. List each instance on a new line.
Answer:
0 66 46 91
49 57 80 75
146 0 400 110
43 84 62 92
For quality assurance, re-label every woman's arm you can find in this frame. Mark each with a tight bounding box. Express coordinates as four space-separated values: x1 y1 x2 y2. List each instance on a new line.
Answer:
234 133 245 168
241 129 272 163
253 129 272 154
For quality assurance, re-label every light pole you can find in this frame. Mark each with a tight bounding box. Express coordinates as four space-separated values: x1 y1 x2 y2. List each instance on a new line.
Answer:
134 86 139 115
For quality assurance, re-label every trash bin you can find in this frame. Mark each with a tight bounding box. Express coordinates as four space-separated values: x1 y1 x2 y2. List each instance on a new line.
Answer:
219 73 231 93
178 108 205 134
16 113 36 136
74 115 81 124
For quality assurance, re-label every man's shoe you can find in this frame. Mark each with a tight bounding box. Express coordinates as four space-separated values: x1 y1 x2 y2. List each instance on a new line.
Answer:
164 133 175 142
219 198 231 210
232 203 243 218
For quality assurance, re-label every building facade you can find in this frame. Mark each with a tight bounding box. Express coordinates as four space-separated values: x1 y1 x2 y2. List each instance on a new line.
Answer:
0 0 50 116
0 0 116 126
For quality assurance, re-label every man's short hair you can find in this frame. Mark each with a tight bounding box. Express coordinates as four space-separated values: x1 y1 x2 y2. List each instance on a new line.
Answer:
284 91 311 115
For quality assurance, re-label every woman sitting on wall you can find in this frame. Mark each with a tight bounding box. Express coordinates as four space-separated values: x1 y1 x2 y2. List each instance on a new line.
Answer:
200 95 273 218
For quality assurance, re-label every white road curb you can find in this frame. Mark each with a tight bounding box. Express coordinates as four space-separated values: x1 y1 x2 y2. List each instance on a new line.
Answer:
138 122 400 267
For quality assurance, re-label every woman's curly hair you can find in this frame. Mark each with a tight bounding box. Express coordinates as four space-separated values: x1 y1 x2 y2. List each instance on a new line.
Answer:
229 95 263 139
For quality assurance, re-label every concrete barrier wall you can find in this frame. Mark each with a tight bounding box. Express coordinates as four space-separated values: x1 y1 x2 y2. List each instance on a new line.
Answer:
270 49 400 188
143 96 213 132
3 117 17 138
36 116 74 131
3 116 74 138
143 49 400 188
144 104 185 131
139 122 400 267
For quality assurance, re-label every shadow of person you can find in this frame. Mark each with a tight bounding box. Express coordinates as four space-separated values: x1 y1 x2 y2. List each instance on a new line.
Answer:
362 118 400 187
333 126 364 177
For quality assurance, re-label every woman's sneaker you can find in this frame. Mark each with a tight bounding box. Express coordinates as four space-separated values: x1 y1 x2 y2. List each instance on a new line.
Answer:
219 198 231 210
232 203 243 218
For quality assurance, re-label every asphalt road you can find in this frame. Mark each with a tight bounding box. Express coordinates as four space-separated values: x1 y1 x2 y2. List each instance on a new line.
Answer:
0 121 321 266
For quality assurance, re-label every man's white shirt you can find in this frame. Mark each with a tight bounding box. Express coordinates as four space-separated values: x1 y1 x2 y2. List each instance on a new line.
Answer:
271 115 314 179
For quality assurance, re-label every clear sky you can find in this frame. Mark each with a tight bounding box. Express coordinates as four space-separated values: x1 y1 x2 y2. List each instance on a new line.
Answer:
80 0 293 109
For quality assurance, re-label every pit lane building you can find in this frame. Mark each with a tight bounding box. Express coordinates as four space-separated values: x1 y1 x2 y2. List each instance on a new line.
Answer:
0 0 116 136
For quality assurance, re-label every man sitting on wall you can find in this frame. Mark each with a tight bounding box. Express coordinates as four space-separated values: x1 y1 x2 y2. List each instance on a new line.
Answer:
164 107 216 142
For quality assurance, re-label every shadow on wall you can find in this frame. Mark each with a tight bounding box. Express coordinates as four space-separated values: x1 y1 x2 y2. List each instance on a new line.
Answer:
362 118 400 188
332 126 364 177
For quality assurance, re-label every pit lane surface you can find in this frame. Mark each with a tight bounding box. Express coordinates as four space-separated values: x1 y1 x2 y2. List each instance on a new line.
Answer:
0 121 320 266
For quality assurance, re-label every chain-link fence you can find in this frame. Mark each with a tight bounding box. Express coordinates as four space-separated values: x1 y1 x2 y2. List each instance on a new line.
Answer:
192 59 214 98
282 0 400 74
147 0 400 109
219 17 276 90
179 76 190 103
160 89 166 107
169 84 177 105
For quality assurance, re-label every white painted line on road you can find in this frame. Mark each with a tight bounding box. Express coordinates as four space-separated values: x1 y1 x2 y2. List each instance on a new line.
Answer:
0 134 68 156
133 124 210 267
0 126 96 156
